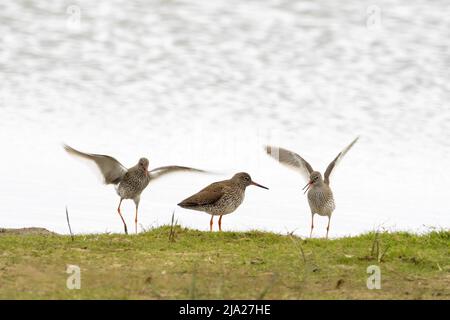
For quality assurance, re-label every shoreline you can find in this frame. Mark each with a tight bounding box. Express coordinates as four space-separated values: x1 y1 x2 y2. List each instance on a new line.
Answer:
1 225 447 239
0 226 448 299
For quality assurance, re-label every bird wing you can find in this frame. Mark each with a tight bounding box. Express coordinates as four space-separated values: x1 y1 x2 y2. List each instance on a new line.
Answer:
265 145 314 182
63 144 127 185
149 165 208 181
324 137 359 185
178 182 225 207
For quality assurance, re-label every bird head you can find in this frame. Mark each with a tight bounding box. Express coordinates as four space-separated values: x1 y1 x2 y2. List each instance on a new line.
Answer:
233 172 269 190
138 158 149 172
302 171 323 193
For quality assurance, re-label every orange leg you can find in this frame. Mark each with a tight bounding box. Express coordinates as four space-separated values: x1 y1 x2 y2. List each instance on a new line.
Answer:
134 206 138 234
309 213 314 238
134 198 140 234
218 215 223 232
117 199 128 235
326 216 331 240
209 215 214 232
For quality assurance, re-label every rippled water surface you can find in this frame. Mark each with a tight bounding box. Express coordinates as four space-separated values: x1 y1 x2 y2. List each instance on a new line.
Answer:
1 0 449 236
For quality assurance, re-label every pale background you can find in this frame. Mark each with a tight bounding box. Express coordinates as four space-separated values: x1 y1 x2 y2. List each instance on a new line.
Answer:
0 0 449 237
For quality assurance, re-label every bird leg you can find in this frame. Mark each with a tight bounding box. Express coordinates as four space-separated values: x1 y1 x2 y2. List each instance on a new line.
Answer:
209 215 214 232
309 214 314 238
133 197 141 234
134 205 139 234
326 216 331 240
218 215 223 232
117 199 128 235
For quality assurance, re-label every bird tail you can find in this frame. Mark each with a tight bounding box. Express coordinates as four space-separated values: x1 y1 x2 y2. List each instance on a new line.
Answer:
177 200 197 208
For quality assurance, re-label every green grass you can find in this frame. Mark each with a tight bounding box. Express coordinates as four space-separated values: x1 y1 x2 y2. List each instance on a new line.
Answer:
0 227 448 299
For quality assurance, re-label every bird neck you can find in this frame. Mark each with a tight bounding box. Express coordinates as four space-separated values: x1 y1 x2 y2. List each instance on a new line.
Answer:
312 179 325 189
233 182 247 192
132 165 149 177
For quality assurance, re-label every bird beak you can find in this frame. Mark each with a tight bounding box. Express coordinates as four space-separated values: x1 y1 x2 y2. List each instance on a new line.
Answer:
302 181 312 194
251 181 269 190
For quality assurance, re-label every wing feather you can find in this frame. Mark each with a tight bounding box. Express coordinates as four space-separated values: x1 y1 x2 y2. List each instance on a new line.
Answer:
324 137 359 185
63 144 127 185
178 182 225 207
149 166 208 181
265 145 314 182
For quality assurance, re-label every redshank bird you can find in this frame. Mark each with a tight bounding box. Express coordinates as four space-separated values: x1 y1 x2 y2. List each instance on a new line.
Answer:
265 137 359 239
177 172 268 231
64 144 207 234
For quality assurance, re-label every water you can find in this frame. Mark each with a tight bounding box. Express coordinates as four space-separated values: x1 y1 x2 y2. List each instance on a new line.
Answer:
0 0 449 237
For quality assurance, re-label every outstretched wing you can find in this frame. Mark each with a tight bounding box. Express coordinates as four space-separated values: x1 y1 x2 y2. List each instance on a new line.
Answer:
265 145 314 182
178 181 225 208
63 144 127 185
149 165 208 181
324 137 359 185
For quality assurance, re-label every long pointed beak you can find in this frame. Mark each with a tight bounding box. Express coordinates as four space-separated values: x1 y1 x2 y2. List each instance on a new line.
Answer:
302 181 312 194
251 181 269 190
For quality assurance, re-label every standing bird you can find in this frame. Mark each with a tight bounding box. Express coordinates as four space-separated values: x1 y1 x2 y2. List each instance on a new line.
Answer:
265 137 359 239
64 144 207 234
177 172 268 231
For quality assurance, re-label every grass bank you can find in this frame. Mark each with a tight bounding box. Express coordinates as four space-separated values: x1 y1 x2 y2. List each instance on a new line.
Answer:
0 226 448 299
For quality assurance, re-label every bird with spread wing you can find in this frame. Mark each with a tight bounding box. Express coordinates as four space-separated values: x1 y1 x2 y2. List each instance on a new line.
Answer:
265 137 359 239
64 144 208 234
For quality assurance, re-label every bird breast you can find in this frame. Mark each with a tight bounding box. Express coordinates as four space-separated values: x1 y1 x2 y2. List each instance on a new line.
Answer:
307 186 335 216
117 170 151 199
